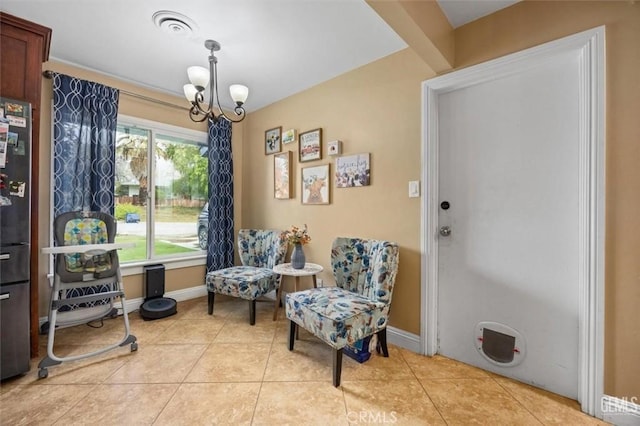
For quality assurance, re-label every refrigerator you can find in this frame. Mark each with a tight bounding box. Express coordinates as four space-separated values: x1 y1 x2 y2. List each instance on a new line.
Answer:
0 97 32 380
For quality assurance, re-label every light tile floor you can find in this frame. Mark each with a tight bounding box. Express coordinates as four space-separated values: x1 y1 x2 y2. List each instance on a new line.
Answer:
1 296 608 425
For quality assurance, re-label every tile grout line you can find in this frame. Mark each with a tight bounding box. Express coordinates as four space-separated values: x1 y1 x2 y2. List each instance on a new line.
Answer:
249 314 279 425
340 382 351 426
49 382 101 425
492 377 546 425
398 348 450 425
151 299 230 424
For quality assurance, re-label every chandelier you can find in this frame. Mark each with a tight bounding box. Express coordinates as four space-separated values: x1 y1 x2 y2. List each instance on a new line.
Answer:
183 39 249 123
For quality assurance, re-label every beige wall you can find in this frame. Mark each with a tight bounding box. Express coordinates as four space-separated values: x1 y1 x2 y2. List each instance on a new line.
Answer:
449 0 640 402
37 61 244 315
241 49 434 333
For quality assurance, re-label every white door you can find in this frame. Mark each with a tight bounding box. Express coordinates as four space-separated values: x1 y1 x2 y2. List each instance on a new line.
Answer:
423 28 605 414
435 47 584 399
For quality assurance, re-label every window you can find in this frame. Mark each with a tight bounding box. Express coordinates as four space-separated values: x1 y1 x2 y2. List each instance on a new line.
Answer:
115 115 208 264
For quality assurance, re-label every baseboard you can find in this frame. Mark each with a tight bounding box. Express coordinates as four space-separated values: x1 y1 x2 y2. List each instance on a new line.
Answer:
601 395 640 425
387 326 421 353
39 284 208 327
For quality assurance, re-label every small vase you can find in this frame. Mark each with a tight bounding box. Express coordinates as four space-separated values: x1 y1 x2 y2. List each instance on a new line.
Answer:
291 243 306 269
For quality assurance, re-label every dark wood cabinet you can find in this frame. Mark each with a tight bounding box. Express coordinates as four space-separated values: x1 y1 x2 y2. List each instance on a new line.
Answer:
1 12 51 357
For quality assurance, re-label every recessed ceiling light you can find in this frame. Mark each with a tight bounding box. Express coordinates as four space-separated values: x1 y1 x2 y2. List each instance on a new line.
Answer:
152 11 198 37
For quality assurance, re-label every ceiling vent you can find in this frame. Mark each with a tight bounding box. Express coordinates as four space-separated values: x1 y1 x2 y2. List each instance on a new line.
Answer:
152 11 198 37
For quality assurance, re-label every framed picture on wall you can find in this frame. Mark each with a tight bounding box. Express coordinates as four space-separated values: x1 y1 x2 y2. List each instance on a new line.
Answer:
299 128 322 162
335 153 370 188
265 126 282 155
301 164 330 205
274 151 291 199
327 140 342 156
282 128 297 145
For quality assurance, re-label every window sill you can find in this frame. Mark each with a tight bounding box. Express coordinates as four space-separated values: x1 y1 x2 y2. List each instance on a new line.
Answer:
120 254 206 277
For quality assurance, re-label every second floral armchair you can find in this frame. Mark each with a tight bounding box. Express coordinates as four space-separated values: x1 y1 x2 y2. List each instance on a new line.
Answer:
285 236 400 386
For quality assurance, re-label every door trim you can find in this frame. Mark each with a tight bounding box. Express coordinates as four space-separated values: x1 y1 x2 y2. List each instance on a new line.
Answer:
420 27 605 417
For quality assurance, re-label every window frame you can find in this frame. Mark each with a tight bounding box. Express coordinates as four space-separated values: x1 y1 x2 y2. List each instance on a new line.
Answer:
116 114 208 274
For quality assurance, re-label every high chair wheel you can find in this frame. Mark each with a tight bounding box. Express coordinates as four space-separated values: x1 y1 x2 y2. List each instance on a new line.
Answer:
38 368 48 379
131 342 138 352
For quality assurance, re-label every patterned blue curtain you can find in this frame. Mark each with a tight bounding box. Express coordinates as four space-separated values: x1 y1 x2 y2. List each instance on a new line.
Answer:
207 119 234 272
52 73 119 217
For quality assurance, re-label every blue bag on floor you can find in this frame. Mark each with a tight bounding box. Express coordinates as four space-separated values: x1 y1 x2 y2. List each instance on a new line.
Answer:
343 336 373 363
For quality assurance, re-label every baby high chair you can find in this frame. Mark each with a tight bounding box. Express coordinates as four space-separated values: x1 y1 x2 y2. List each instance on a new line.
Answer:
38 211 137 379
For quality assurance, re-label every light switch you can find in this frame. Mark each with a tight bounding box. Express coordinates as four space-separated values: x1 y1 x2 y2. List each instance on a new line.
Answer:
409 181 420 198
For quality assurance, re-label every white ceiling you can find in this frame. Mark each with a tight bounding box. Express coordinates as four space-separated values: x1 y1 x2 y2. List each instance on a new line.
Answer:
438 0 520 29
1 0 518 113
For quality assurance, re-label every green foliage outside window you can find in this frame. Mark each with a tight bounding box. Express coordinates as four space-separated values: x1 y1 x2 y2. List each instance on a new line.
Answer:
163 143 208 199
114 203 145 221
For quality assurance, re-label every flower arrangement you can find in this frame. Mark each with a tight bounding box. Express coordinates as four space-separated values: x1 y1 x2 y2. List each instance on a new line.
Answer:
285 224 311 246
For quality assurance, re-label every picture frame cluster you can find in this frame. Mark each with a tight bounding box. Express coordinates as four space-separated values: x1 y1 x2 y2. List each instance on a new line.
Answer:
266 124 370 204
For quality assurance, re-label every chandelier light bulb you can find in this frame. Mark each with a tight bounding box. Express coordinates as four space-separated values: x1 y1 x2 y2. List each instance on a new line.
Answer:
183 84 198 103
229 84 249 105
187 66 210 90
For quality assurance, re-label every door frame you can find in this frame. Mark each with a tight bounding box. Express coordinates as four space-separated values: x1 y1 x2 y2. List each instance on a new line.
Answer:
420 27 605 417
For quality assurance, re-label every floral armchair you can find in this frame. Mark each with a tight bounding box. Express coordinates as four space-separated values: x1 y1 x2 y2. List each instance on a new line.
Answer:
206 229 287 325
285 237 400 386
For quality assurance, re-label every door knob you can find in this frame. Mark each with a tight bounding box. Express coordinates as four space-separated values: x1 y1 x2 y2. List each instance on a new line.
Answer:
439 226 451 237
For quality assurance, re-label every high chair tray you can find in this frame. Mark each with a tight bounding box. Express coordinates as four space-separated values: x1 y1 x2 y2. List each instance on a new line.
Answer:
42 242 134 254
